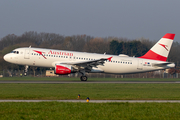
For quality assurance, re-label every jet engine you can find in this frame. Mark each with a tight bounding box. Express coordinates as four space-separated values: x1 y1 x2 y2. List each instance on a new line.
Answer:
55 64 75 75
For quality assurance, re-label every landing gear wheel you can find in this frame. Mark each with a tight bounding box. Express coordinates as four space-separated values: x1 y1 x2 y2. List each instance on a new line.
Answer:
80 76 87 81
24 65 29 76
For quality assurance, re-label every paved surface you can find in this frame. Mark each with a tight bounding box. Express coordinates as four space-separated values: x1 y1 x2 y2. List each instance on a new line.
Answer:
0 80 180 84
1 100 180 103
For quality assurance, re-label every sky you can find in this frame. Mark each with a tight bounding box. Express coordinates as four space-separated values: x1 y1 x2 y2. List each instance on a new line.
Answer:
0 0 180 41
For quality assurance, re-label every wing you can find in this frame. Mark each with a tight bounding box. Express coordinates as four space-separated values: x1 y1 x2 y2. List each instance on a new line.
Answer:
60 57 112 71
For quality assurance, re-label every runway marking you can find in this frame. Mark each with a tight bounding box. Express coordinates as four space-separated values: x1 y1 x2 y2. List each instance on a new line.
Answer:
1 100 180 103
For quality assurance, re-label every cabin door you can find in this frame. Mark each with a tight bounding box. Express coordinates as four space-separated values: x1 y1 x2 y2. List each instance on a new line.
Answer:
24 49 30 59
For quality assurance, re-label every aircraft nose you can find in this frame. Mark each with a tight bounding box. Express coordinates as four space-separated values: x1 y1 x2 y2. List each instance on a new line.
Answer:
3 54 9 62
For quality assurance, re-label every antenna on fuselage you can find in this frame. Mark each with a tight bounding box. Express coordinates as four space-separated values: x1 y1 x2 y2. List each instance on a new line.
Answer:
29 45 31 48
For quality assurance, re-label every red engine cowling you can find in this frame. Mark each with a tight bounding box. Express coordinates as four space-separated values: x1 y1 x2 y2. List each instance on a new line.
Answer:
55 64 72 75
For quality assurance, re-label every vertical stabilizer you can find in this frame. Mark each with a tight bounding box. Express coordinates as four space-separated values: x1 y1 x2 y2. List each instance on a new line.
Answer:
139 33 175 61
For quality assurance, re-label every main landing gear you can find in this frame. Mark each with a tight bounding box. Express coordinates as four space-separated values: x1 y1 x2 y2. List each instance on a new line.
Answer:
80 76 87 81
80 70 88 81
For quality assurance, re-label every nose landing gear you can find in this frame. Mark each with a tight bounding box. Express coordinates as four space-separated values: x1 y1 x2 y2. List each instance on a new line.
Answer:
24 65 28 76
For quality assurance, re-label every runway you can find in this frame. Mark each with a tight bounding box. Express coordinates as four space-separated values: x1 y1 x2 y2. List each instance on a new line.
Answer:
1 100 180 103
0 80 180 84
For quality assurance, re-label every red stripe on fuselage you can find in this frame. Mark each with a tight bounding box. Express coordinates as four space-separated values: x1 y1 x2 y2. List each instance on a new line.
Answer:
33 50 47 59
139 50 167 61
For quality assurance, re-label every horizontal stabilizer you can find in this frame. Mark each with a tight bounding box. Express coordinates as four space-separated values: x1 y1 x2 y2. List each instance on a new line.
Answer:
152 62 175 68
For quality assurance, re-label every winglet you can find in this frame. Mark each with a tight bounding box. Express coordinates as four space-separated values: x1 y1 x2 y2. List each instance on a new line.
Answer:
107 57 112 61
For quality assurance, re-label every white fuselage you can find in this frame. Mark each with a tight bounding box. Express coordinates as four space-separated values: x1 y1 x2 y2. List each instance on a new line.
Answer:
3 47 175 74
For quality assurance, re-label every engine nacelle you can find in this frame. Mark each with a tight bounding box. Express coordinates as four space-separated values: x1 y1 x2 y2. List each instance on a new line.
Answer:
55 64 73 75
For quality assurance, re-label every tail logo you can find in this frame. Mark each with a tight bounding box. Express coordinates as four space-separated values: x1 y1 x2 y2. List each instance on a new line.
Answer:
159 43 168 51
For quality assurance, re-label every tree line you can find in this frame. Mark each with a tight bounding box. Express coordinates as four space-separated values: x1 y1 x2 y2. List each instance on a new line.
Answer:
0 31 180 73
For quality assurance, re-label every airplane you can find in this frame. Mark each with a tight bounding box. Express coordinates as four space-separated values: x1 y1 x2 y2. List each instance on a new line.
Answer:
3 33 175 81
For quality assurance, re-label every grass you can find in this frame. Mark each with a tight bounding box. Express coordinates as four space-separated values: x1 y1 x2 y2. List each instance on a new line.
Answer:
0 83 180 100
0 102 180 119
0 77 180 119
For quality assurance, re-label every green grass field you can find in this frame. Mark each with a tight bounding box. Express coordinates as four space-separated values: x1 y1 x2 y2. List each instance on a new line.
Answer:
0 102 180 120
0 83 180 100
0 77 180 119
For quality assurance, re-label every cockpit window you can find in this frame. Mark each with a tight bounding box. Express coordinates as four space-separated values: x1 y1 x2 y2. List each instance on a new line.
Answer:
11 51 19 54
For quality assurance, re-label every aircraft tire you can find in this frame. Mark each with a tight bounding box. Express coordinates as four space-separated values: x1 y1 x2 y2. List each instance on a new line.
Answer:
80 76 87 81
